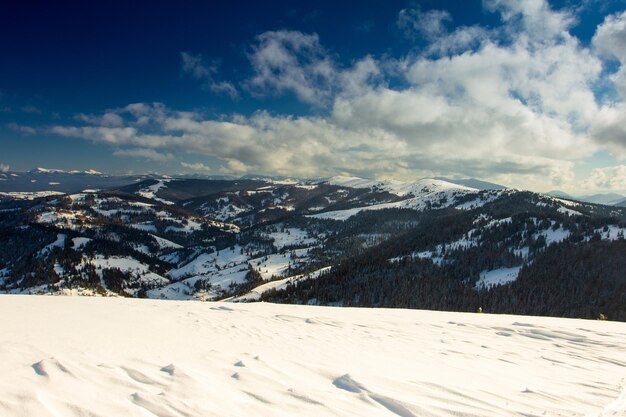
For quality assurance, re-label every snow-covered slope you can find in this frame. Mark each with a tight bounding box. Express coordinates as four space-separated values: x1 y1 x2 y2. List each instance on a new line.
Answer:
136 179 175 205
328 175 478 197
314 177 482 220
0 296 624 417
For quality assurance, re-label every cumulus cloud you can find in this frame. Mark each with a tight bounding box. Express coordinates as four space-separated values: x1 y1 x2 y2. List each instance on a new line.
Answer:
483 0 575 41
45 1 626 192
589 11 626 157
219 159 250 175
181 52 238 99
47 101 579 190
180 161 211 172
593 10 626 67
591 104 626 158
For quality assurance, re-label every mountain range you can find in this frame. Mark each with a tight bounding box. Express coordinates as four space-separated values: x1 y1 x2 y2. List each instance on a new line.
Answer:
2 167 624 205
1 172 625 320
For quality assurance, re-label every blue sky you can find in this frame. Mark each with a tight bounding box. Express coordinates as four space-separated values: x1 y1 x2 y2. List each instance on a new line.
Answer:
1 0 625 193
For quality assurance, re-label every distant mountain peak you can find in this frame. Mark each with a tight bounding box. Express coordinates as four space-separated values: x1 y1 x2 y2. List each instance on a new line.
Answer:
327 175 478 197
82 169 103 175
577 193 625 206
546 190 575 200
31 167 67 174
30 167 103 175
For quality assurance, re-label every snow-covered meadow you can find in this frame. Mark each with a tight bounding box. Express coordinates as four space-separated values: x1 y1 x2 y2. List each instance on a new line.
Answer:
0 296 624 417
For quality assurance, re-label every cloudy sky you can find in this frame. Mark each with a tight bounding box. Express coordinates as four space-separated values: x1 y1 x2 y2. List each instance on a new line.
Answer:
1 0 626 193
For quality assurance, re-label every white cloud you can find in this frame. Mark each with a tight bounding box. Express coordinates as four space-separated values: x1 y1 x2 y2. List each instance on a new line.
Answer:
582 165 626 191
48 102 578 190
593 11 626 61
0 163 9 172
219 159 250 175
592 9 626 99
338 56 382 96
591 103 626 159
180 161 211 172
425 25 490 56
589 11 626 157
51 126 139 144
245 30 337 105
76 112 124 127
181 52 238 99
397 7 452 40
483 0 575 41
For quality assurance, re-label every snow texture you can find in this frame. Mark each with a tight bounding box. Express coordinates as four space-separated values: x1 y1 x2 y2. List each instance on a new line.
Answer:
0 296 624 417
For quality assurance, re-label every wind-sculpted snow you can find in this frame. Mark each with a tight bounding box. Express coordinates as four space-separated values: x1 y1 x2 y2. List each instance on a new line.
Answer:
0 296 625 417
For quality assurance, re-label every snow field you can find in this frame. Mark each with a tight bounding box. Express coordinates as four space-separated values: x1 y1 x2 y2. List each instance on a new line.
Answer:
310 183 482 221
475 266 522 288
0 296 625 417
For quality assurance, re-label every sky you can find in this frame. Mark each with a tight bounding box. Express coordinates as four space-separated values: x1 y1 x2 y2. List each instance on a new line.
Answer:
1 0 626 194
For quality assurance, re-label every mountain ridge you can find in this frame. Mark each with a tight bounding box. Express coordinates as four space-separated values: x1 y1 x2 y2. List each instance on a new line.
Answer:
1 175 625 320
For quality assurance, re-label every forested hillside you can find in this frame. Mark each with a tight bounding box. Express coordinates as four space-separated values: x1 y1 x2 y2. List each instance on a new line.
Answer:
1 176 624 320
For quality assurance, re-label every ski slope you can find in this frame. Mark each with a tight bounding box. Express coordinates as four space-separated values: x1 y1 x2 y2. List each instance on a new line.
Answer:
0 296 624 417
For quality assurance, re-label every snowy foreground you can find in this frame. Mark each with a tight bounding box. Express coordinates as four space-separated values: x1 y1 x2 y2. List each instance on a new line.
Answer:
1 296 625 417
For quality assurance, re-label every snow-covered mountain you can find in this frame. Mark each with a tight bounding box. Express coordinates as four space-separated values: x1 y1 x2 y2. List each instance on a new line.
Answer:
0 175 625 320
29 167 103 175
0 167 151 194
328 175 479 196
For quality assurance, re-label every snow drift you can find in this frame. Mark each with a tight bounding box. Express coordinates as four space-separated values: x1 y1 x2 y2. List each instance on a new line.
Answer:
0 296 624 417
